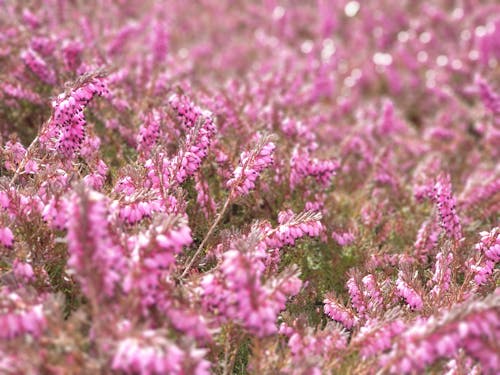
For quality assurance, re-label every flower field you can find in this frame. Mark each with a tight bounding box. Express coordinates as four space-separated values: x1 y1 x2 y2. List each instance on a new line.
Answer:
0 1 499 373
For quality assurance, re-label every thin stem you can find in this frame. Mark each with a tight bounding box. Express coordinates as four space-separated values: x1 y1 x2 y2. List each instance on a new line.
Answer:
180 196 231 278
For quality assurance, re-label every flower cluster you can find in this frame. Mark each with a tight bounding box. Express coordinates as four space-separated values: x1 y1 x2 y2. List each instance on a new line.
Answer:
469 227 499 285
67 187 126 299
380 293 500 374
227 135 275 197
323 295 358 329
21 49 56 85
290 148 339 189
433 174 462 242
0 289 46 340
201 236 303 337
1 0 499 373
112 330 210 375
43 75 109 157
395 270 424 310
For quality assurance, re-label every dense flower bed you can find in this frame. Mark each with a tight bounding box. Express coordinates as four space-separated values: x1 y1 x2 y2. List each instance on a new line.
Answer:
0 0 498 373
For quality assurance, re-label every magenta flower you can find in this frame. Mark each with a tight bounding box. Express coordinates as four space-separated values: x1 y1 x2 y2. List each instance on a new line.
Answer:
67 187 126 299
323 295 358 329
21 49 56 84
0 227 14 248
395 271 423 310
227 135 275 197
41 74 109 157
433 174 462 242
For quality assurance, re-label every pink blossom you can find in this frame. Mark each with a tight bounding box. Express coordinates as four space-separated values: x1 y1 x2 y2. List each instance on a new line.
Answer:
396 271 423 310
21 49 55 84
0 227 14 248
43 75 109 157
433 174 462 241
227 135 275 197
323 296 358 329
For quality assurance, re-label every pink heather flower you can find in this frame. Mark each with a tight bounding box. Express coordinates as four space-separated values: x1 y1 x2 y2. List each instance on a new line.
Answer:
145 96 216 188
21 49 56 84
475 75 500 116
67 187 126 299
151 18 169 65
12 259 35 283
42 196 69 230
395 271 423 310
412 156 441 202
166 308 211 342
137 109 162 157
323 295 358 329
469 227 499 285
3 141 26 171
332 230 356 246
169 94 210 130
478 228 500 263
0 191 9 210
0 227 14 248
30 36 55 56
380 292 500 374
362 274 384 311
112 176 163 224
263 210 324 250
433 174 462 241
112 331 210 375
1 82 42 104
414 218 441 261
194 173 216 219
281 321 347 370
227 135 275 197
347 274 368 316
353 319 406 358
290 148 338 189
112 175 161 225
83 160 108 191
107 21 141 56
123 215 192 311
430 250 453 297
62 40 83 71
0 289 46 339
21 9 40 29
43 75 109 157
201 233 302 337
24 159 38 174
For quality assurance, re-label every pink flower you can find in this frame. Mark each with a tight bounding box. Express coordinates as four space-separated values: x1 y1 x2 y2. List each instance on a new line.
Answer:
227 135 275 197
42 75 109 157
395 271 423 310
469 227 499 285
324 294 358 329
0 227 14 248
290 148 338 189
433 174 462 241
67 188 126 299
21 49 55 84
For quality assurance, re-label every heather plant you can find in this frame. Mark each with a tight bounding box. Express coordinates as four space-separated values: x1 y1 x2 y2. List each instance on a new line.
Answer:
0 0 499 374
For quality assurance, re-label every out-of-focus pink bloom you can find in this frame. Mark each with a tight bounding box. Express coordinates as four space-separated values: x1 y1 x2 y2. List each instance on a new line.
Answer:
332 230 356 246
290 148 338 189
469 228 499 285
433 174 462 241
21 49 56 84
0 227 14 248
